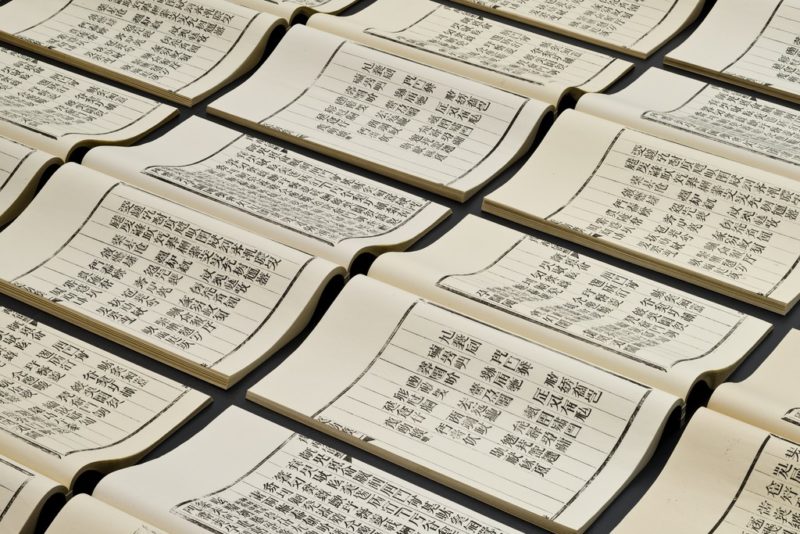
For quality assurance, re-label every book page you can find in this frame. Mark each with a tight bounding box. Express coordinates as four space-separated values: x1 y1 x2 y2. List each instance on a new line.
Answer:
0 305 209 488
445 0 703 58
369 215 771 400
578 68 800 181
0 164 345 388
247 275 678 533
93 406 524 534
0 135 59 225
709 330 800 444
666 0 800 104
82 116 450 269
0 49 175 159
0 455 63 534
484 110 800 314
616 408 800 533
307 0 632 106
208 25 551 202
0 0 285 106
46 495 165 534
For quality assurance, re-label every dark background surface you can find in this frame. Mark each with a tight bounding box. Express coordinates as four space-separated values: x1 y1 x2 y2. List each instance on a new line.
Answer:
0 0 796 531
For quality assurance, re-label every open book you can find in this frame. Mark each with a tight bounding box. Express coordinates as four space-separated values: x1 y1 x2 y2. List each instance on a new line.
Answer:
436 0 704 58
0 149 447 387
0 47 176 224
615 330 800 532
0 304 209 534
305 0 633 106
45 406 524 534
229 0 360 21
245 215 771 533
666 0 800 105
0 0 287 106
81 116 451 270
484 68 800 313
208 25 552 202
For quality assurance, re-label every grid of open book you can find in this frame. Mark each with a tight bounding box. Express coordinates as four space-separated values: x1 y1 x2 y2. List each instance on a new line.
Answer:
0 0 797 533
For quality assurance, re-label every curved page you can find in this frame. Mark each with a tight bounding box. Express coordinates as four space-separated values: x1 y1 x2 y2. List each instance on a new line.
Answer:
666 0 800 105
0 456 62 534
247 275 678 533
0 0 285 106
82 116 450 269
0 136 59 225
208 25 550 202
616 408 800 534
710 330 800 444
369 215 771 399
0 49 175 159
445 0 703 58
307 0 632 105
45 495 165 534
94 406 524 534
0 305 209 488
230 0 360 19
0 164 344 388
578 68 800 181
484 110 800 314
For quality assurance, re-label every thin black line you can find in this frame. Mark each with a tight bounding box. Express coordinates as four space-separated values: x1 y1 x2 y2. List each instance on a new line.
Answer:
627 0 681 49
0 144 34 192
708 434 771 532
0 458 33 523
720 1 786 74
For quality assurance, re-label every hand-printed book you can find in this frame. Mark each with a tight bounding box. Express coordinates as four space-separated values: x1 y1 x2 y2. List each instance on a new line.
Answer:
0 305 208 534
485 68 800 313
0 0 286 105
0 47 176 224
616 331 800 533
245 215 772 533
305 0 633 106
0 149 447 387
208 25 553 201
44 407 525 534
667 0 800 105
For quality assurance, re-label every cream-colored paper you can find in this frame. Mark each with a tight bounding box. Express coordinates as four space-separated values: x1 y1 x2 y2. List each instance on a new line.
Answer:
208 25 551 202
0 164 345 388
0 304 210 488
0 135 58 225
0 0 285 106
229 0 359 21
578 68 800 181
82 116 451 269
369 215 771 399
0 49 175 159
666 0 800 104
616 329 800 533
0 456 63 534
45 495 165 534
484 110 800 314
92 406 523 534
247 275 679 533
614 408 799 533
307 0 632 105
710 330 800 444
444 0 704 58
